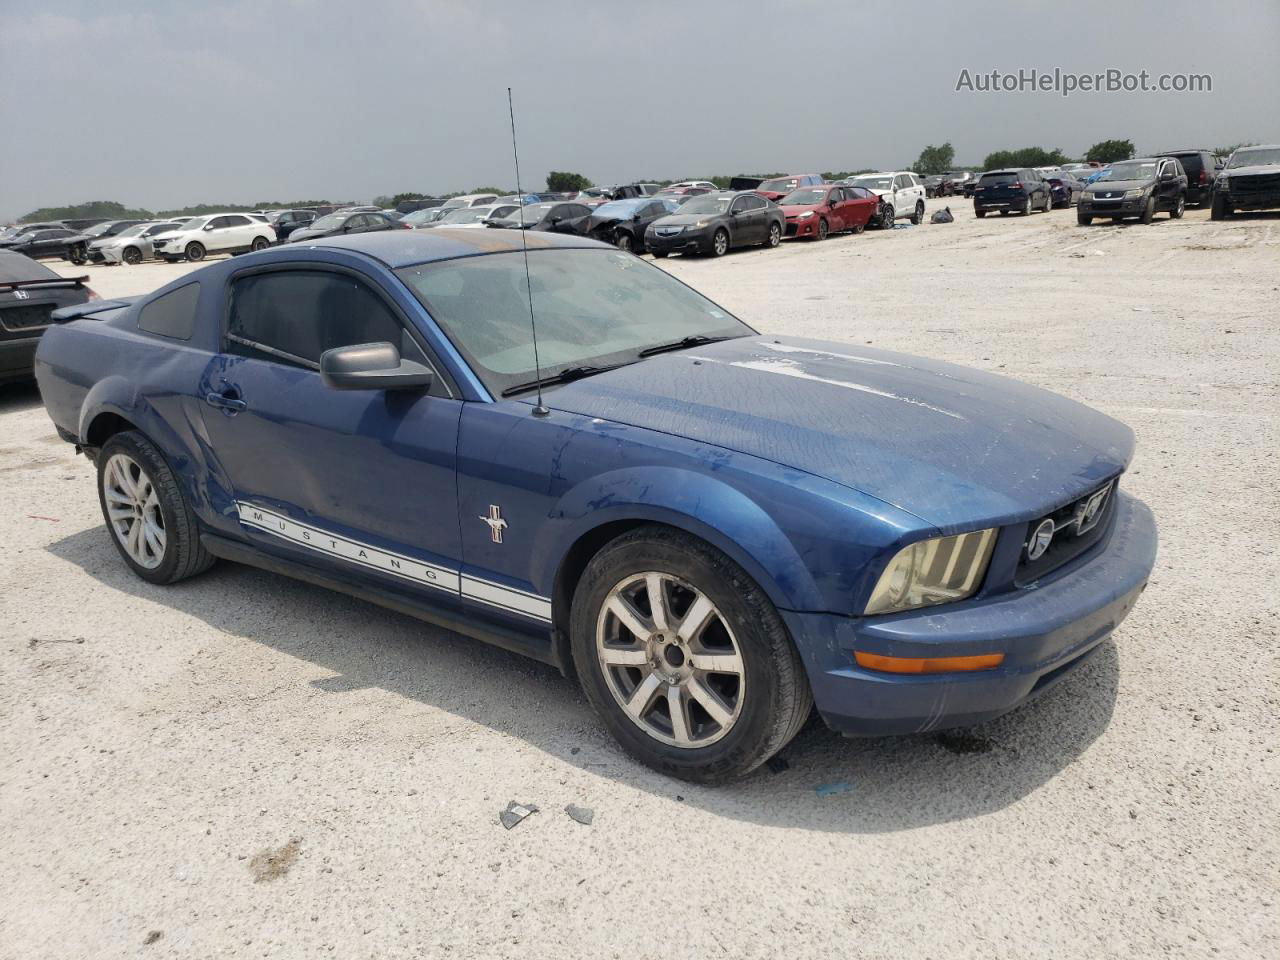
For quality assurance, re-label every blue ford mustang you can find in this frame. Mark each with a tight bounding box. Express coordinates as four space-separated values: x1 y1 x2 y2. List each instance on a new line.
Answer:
35 230 1156 782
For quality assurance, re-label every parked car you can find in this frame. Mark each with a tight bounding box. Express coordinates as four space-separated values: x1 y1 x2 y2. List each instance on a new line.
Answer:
152 213 277 262
586 197 679 252
90 221 190 265
1149 149 1215 206
843 172 927 226
656 185 714 199
63 220 147 265
1046 173 1083 208
441 194 500 210
288 211 403 243
1078 157 1188 225
923 175 951 198
0 250 94 384
62 218 112 232
496 194 541 206
268 209 318 241
755 174 824 203
1210 144 1280 220
401 207 452 228
395 199 445 215
662 181 718 193
434 204 520 229
0 222 66 244
644 191 784 258
3 227 81 260
484 202 594 235
961 174 983 198
946 171 975 195
972 169 1052 217
33 229 1157 782
778 184 878 240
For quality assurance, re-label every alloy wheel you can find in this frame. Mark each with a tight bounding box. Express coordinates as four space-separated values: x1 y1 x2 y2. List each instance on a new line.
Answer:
102 453 166 569
596 571 745 748
768 223 781 246
713 230 728 256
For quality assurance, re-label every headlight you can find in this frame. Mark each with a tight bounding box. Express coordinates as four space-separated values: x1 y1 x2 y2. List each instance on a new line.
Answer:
797 211 814 220
864 528 997 616
692 221 709 228
1123 189 1145 199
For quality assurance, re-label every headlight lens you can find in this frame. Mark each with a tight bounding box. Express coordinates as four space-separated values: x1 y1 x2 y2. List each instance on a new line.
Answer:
798 211 815 220
1123 188 1145 199
864 528 997 616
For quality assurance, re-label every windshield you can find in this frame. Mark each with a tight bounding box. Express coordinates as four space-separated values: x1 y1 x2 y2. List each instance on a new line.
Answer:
440 208 490 224
83 221 119 237
504 203 555 222
592 199 644 218
403 208 446 225
780 188 828 205
760 177 801 193
1229 147 1280 168
676 195 731 215
1097 162 1157 181
850 176 892 190
396 249 752 395
310 214 347 230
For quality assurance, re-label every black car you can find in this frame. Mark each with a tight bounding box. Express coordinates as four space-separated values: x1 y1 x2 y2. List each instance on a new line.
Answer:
1211 144 1280 220
644 191 784 258
2 227 81 260
1046 173 1084 208
63 220 146 265
1078 157 1188 225
485 202 594 235
268 209 318 241
1154 149 1217 206
0 251 93 385
287 211 401 243
586 197 678 252
0 221 66 247
972 169 1052 217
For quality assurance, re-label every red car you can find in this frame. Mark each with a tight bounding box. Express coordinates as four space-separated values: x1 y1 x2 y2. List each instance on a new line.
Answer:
755 173 825 202
778 184 879 239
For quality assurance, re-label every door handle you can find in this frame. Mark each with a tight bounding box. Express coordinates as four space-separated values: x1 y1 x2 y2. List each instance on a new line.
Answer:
205 389 247 413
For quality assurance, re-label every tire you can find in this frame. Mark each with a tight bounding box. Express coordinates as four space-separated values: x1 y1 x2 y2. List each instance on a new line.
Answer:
69 244 87 266
1210 194 1230 220
121 246 142 265
974 208 986 218
1141 196 1155 224
879 203 894 228
614 231 633 252
1171 195 1186 219
570 526 812 783
815 218 829 241
911 201 924 225
765 222 781 247
97 431 214 586
1077 209 1093 226
185 242 206 262
1021 197 1032 216
251 236 270 252
652 250 669 258
852 222 865 234
711 228 729 257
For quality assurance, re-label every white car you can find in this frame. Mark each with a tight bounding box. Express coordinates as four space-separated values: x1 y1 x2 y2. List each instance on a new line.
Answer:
440 193 500 210
429 204 518 229
843 171 927 226
151 213 276 262
665 180 718 192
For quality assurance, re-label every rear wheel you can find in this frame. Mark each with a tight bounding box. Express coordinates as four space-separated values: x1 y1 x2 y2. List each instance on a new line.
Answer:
97 431 214 586
185 242 206 262
121 246 142 265
251 236 270 252
911 200 924 225
852 222 865 234
765 222 781 247
711 229 729 257
1171 195 1186 219
1021 197 1032 216
571 526 812 783
974 208 986 218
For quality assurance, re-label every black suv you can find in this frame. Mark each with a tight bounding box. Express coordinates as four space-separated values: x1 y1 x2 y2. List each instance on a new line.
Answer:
1157 149 1217 205
1077 157 1187 225
1211 144 1280 220
267 209 318 241
972 169 1052 217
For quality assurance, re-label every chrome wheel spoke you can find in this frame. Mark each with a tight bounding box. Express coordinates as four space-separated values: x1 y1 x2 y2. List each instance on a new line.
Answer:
676 593 715 643
625 671 662 720
102 453 165 570
600 645 649 667
667 685 692 745
607 594 652 641
644 573 670 632
688 678 733 727
688 650 743 675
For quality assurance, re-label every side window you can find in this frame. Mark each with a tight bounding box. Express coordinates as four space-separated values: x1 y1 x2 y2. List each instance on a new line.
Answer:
224 215 250 227
227 271 407 369
138 282 200 341
207 217 228 230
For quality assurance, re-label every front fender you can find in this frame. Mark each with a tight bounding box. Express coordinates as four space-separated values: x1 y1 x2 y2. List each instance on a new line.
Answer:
532 465 826 612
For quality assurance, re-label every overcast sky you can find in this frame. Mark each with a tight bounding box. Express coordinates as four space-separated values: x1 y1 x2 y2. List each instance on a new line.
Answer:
2 0 1277 219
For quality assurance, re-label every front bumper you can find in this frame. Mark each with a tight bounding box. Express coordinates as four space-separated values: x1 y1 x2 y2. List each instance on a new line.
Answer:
784 492 1157 736
644 229 711 255
1080 194 1147 217
785 217 819 238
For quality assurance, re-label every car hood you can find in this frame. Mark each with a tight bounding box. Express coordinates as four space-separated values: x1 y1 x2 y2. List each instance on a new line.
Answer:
779 203 823 216
539 336 1133 529
650 213 719 228
1223 163 1280 177
1086 177 1153 192
288 228 332 242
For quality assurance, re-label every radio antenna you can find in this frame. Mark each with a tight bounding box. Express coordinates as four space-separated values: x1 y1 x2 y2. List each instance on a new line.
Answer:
508 87 549 417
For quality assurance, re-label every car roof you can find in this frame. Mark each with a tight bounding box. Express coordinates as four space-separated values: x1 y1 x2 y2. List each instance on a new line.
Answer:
298 228 609 267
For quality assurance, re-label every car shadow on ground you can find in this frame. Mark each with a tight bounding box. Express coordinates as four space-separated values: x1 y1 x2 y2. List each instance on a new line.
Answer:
47 526 1118 834
0 380 43 414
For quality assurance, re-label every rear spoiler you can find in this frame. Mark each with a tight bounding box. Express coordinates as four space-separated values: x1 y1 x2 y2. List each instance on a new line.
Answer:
0 275 90 291
51 297 138 323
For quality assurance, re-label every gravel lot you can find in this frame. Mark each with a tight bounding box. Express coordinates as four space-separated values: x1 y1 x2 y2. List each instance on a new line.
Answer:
2 204 1276 959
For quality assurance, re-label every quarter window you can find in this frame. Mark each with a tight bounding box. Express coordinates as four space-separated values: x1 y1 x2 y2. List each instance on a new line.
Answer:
138 282 199 341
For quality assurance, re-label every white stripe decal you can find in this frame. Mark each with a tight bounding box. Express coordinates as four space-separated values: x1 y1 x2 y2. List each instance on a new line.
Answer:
234 502 552 622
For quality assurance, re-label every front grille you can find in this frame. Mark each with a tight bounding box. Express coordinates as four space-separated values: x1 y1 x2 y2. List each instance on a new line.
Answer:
0 303 55 331
1229 173 1280 196
1016 478 1119 585
784 222 798 236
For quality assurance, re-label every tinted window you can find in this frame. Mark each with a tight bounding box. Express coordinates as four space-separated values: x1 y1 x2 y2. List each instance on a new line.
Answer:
743 195 767 210
138 282 199 341
207 217 228 229
227 270 405 368
224 215 250 227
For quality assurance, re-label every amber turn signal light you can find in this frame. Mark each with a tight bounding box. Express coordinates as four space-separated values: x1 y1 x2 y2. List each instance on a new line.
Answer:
854 651 1004 674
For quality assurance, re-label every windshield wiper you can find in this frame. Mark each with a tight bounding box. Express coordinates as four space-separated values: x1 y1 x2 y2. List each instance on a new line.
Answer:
501 362 632 398
638 334 735 358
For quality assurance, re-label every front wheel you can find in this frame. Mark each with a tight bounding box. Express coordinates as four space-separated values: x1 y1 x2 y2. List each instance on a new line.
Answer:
121 246 142 265
815 218 828 241
1141 196 1155 224
1170 195 1186 219
711 228 729 257
911 201 924 225
765 222 781 247
571 526 812 783
878 203 894 228
68 244 87 265
97 431 214 585
185 242 206 262
614 231 633 252
1210 194 1230 220
651 250 669 258
1077 209 1093 226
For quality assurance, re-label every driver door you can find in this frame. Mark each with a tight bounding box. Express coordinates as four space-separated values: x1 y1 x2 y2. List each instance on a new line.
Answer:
196 263 464 600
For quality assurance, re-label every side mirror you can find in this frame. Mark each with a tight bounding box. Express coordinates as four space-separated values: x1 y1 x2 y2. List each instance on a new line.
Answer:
1160 171 1174 181
203 224 215 231
320 342 433 391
